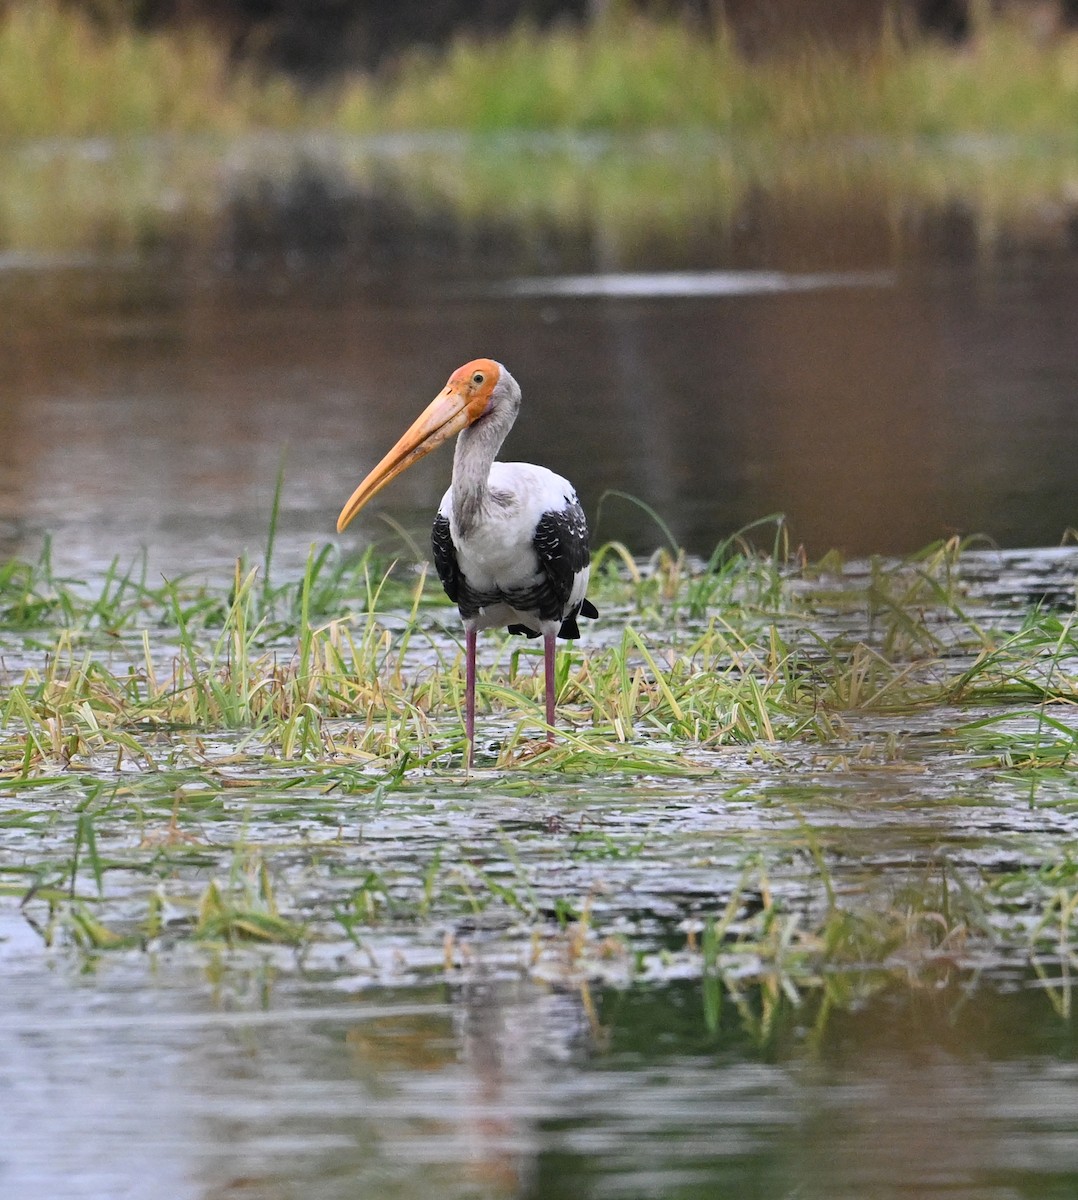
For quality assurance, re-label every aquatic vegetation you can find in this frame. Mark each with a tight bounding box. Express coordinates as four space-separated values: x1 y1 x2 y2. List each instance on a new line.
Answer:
2 525 1077 1026
0 527 1073 769
0 529 1031 776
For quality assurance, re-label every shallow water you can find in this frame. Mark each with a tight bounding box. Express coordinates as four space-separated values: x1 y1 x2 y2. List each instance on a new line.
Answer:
4 549 1078 1199
3 135 1078 1199
3 751 1078 1197
3 950 1077 1200
2 134 1078 577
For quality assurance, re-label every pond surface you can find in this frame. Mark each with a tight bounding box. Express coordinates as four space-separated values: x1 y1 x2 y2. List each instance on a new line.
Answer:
0 542 1076 1200
3 948 1077 1200
1 134 1077 577
2 135 1078 1200
3 736 1078 1200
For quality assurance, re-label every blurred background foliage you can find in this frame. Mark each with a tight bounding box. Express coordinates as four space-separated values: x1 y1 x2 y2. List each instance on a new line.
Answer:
3 0 1078 139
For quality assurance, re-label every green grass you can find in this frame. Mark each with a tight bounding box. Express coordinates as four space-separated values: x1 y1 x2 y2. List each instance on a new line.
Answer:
0 528 1074 774
0 2 308 139
349 15 1078 140
3 525 1078 1023
5 3 1078 141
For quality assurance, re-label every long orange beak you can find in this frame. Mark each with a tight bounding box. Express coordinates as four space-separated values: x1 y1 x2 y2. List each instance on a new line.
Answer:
336 384 472 533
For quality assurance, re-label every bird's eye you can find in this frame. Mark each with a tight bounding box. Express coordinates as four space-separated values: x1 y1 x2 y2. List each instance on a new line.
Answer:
472 372 484 385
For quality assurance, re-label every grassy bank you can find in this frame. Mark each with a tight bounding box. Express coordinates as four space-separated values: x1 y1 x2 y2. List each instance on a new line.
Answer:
0 4 310 139
375 15 1078 139
4 3 1078 140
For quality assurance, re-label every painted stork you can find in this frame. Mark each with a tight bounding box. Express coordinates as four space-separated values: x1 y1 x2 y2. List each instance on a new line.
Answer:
336 358 597 765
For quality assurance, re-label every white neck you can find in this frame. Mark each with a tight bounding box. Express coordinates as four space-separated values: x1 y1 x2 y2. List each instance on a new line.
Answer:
451 369 520 534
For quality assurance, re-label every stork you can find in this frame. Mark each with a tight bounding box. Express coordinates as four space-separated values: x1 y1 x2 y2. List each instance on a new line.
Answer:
336 359 597 765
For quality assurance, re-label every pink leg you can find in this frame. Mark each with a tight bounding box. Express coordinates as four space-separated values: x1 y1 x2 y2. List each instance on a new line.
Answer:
544 630 557 743
465 626 477 768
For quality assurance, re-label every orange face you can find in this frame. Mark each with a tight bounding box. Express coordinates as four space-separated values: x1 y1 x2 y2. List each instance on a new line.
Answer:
336 359 502 533
446 358 501 421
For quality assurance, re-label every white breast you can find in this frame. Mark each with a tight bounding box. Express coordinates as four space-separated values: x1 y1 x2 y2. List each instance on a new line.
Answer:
439 461 579 594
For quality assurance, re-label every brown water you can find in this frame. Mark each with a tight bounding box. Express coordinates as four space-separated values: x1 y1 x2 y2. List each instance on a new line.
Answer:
2 134 1077 579
3 135 1078 1200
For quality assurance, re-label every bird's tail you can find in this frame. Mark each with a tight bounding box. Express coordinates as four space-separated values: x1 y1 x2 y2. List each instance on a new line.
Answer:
555 598 599 640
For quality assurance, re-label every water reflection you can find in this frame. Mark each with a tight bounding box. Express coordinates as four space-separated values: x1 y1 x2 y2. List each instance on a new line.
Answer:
494 268 895 297
3 925 1076 1200
1 136 1078 577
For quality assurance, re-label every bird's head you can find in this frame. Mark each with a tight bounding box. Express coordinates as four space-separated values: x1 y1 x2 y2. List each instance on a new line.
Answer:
336 358 515 533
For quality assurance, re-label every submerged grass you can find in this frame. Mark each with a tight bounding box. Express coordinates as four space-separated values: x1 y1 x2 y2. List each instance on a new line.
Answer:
2 525 1078 1020
0 528 1076 774
4 4 1078 141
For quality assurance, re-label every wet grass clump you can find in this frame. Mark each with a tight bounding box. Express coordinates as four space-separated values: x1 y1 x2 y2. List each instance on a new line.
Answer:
1 527 1076 772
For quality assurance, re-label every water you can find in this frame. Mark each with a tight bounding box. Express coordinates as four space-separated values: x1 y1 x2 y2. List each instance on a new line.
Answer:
2 918 1077 1199
4 643 1078 1200
2 135 1077 579
3 134 1078 1198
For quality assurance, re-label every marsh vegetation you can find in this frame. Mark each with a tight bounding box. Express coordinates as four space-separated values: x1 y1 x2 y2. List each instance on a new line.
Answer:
3 524 1077 1012
5 2 1078 140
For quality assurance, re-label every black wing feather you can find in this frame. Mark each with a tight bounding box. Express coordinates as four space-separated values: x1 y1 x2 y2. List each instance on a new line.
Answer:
532 499 598 639
431 513 462 605
533 502 589 608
